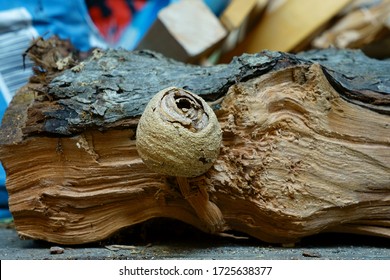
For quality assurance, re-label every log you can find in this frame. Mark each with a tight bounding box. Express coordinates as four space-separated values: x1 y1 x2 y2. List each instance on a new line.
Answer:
312 0 390 50
219 0 267 34
218 0 268 55
0 38 389 244
136 0 227 62
230 0 353 53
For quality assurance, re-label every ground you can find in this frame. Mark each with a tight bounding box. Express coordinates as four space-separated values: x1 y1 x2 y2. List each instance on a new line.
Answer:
0 219 389 260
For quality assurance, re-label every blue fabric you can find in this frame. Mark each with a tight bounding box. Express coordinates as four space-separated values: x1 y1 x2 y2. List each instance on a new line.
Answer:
204 0 231 16
0 89 6 127
117 0 173 50
1 89 7 187
0 189 8 207
0 0 230 51
0 209 11 220
0 163 5 187
1 87 11 219
0 0 105 51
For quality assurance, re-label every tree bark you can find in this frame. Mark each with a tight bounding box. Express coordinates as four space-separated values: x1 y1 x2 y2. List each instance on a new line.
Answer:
0 38 389 244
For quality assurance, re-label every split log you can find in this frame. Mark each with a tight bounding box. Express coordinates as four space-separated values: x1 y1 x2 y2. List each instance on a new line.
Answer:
227 0 352 53
0 39 389 244
313 0 390 50
136 0 227 62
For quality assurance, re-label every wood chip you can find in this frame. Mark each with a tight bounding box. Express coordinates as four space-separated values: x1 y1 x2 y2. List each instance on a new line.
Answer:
105 245 137 251
302 251 322 258
49 246 64 254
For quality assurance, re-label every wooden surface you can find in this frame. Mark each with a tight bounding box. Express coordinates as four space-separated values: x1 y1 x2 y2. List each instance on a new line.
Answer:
0 39 389 244
136 0 227 62
239 0 353 52
220 0 259 31
219 0 268 54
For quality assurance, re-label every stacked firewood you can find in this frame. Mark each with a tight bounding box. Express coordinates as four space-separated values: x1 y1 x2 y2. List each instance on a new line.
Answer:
138 0 390 63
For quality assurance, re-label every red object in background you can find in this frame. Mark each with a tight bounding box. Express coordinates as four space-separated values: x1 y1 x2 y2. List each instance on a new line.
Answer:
87 0 146 44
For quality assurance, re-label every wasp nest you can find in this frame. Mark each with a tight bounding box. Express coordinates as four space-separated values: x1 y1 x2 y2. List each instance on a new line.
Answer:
136 87 222 178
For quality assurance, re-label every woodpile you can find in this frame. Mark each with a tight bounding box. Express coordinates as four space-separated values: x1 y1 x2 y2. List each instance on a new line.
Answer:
0 37 389 244
313 0 390 49
127 0 390 63
218 0 390 62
